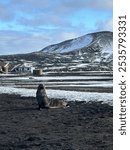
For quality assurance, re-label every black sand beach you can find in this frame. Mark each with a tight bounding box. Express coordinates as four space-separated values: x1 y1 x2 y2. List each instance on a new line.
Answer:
0 94 113 150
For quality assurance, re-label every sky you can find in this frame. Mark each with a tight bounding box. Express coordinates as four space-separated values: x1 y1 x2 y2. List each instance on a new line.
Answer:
0 0 113 55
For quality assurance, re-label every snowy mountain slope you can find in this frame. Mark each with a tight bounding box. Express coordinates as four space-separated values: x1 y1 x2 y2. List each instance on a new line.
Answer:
0 31 113 71
40 31 113 71
40 31 112 55
40 31 113 65
41 34 93 53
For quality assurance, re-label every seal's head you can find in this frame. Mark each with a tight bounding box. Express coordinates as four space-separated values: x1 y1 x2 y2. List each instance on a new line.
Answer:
37 84 45 90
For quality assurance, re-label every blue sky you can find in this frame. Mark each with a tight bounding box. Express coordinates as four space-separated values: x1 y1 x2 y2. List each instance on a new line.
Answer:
0 0 112 55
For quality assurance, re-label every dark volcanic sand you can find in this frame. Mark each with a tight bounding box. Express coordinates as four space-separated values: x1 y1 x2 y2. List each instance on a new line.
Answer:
0 94 113 150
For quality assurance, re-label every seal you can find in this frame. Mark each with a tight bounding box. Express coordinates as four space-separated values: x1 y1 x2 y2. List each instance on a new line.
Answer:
36 84 49 110
36 84 69 110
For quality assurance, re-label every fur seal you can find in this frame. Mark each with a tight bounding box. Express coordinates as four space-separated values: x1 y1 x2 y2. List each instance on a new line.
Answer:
36 84 69 110
36 84 49 110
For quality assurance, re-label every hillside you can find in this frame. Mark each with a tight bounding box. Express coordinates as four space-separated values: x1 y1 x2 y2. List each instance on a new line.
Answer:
0 31 113 72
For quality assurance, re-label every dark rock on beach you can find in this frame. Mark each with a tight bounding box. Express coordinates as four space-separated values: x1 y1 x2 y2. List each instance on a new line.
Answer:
0 94 113 150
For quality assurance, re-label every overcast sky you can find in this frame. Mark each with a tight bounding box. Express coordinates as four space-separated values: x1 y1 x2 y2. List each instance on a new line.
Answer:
0 0 112 55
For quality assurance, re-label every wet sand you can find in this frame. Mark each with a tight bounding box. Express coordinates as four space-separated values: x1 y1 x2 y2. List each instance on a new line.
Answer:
0 94 113 150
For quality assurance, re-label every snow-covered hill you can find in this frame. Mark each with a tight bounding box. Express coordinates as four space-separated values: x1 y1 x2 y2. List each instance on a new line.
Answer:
39 31 113 70
41 34 93 53
0 31 113 71
40 31 112 56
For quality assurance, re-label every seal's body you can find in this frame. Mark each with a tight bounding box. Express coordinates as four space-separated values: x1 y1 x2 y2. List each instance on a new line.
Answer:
49 99 68 108
36 84 49 109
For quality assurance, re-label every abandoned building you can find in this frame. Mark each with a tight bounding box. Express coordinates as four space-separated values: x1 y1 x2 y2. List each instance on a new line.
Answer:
0 61 9 74
11 63 35 74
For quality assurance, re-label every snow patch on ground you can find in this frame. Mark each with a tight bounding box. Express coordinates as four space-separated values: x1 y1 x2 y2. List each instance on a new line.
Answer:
49 83 112 88
0 86 113 105
6 76 112 81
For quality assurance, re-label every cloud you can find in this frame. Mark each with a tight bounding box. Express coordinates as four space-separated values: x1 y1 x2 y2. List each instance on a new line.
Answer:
0 3 14 22
0 30 51 55
96 18 113 31
60 32 80 41
17 13 71 28
0 0 113 55
0 28 82 55
54 0 112 15
87 0 112 10
0 0 112 25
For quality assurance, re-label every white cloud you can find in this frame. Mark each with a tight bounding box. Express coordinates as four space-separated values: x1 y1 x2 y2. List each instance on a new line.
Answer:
0 30 51 55
61 32 80 41
87 0 112 10
0 0 113 55
104 19 113 31
56 0 112 15
0 0 112 26
96 18 113 31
